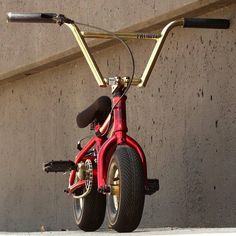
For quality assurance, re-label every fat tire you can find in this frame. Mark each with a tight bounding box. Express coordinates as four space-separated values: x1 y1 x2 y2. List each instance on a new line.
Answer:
73 185 106 231
106 145 145 232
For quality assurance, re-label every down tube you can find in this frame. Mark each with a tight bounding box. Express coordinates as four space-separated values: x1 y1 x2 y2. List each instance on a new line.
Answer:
126 135 147 182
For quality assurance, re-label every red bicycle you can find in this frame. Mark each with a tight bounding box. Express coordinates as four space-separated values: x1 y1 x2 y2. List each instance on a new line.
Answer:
7 12 230 232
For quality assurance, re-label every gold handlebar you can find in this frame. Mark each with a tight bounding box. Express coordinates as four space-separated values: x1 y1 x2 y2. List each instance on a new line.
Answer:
6 13 229 88
65 19 184 88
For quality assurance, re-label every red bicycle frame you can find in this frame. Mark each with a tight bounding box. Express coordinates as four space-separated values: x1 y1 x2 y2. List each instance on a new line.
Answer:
68 93 147 194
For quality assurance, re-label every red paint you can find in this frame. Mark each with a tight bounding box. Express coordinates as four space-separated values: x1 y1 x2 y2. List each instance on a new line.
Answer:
68 93 148 193
97 135 117 188
68 180 86 193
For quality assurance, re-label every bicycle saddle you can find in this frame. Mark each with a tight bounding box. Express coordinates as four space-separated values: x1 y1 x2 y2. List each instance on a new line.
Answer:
76 96 111 128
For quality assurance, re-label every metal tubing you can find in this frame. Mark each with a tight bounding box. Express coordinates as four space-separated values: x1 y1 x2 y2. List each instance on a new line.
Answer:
138 19 184 87
69 136 96 186
68 180 86 193
81 31 161 40
97 135 117 188
126 135 147 183
65 23 107 87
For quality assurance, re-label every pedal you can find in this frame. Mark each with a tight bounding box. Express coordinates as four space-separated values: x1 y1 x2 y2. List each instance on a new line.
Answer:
43 160 77 173
145 179 159 195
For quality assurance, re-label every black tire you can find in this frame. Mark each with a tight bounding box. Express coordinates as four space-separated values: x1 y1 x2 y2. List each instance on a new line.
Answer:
106 145 145 232
73 185 106 231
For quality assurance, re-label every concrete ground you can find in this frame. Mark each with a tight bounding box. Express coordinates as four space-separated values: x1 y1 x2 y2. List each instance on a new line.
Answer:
0 228 236 236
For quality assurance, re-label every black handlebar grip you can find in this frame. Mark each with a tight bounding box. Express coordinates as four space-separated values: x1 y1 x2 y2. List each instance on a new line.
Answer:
184 18 230 29
7 12 58 23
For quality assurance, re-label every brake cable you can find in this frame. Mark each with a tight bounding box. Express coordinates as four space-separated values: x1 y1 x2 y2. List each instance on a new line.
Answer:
74 21 136 136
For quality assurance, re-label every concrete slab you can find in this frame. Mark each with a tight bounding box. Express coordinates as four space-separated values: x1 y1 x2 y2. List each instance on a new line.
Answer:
0 228 236 236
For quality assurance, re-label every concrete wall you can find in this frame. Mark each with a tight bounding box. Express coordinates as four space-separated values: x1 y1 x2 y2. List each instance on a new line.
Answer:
0 0 235 232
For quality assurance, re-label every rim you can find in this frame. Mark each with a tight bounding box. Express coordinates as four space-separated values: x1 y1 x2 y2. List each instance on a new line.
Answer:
73 168 85 220
74 196 84 220
112 169 120 211
107 160 120 221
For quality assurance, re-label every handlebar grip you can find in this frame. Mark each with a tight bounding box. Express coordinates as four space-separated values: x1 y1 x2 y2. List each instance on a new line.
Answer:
183 18 230 29
7 12 58 23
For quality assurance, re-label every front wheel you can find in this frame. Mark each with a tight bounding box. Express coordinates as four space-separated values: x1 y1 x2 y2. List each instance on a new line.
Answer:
106 145 145 232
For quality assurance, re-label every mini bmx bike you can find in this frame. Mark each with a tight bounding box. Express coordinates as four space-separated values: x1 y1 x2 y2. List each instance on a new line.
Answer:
7 12 230 232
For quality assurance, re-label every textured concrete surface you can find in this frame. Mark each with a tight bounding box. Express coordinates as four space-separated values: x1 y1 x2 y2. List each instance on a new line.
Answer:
0 228 236 236
0 0 195 74
0 0 235 232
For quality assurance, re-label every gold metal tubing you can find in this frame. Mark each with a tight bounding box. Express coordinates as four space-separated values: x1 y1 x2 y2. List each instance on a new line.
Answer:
65 23 107 87
81 31 162 40
130 78 142 86
138 19 184 87
122 77 142 86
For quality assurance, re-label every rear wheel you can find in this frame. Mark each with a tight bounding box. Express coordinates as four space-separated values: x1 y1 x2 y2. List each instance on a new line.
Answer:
106 145 145 232
73 186 106 231
73 159 106 231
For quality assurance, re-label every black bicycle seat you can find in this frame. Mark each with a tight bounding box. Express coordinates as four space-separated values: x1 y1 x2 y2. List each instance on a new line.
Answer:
76 96 111 128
